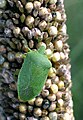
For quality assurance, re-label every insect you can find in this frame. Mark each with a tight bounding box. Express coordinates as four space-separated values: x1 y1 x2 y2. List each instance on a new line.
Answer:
17 46 52 102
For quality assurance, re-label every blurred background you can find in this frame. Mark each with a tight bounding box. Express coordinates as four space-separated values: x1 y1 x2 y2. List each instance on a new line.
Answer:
65 0 83 120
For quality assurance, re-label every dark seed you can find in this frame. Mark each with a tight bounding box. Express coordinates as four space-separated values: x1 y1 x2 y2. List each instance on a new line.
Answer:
11 103 19 110
0 20 5 28
13 112 19 119
4 28 12 37
0 45 6 54
56 1 61 6
7 91 15 98
27 106 33 113
7 52 15 62
42 99 50 109
6 19 14 29
7 0 14 7
0 55 5 65
9 83 17 91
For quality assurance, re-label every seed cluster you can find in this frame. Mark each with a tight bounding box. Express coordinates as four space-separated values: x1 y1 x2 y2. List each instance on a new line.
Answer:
0 0 74 120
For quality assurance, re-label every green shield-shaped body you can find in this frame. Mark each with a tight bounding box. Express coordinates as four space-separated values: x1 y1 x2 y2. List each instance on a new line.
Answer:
17 50 52 102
